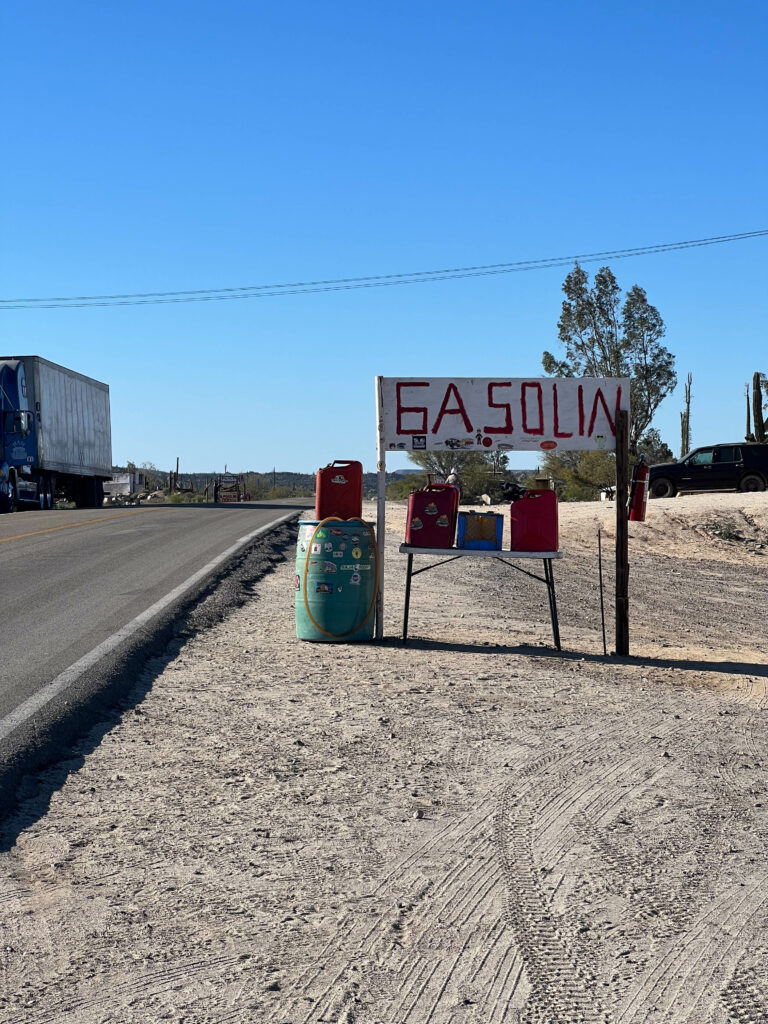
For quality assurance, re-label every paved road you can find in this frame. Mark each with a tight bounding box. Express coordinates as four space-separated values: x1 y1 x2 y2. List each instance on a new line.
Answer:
0 500 311 720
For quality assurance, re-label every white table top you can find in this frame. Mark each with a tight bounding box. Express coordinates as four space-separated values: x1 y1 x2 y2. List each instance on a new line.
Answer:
399 545 562 558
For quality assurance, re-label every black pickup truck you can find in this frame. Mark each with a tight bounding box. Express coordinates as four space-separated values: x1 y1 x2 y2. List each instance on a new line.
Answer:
649 443 768 498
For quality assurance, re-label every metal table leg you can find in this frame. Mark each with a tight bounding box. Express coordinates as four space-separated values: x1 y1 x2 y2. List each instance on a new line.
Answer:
402 553 414 644
543 557 561 650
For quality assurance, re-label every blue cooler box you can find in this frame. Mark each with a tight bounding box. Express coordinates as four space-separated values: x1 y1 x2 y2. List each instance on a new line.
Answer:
456 511 504 550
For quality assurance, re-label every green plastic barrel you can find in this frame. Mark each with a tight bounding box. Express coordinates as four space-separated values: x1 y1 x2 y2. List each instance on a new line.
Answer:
295 519 377 642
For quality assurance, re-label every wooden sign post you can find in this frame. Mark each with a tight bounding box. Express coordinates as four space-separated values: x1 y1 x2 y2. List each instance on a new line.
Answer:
615 410 630 656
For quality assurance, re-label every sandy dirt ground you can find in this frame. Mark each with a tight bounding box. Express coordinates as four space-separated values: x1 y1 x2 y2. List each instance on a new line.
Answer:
2 492 768 1024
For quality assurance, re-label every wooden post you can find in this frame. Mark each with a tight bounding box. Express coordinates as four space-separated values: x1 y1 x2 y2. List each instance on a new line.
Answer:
374 376 386 639
615 410 630 656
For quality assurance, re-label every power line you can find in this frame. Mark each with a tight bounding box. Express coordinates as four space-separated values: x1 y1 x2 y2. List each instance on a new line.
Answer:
1 229 765 310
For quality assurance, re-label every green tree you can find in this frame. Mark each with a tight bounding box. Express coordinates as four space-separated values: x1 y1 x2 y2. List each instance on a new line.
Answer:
543 264 677 452
540 449 617 501
638 428 674 464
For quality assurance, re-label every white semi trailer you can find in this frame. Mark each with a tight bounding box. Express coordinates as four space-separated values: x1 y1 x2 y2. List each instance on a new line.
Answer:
0 355 112 512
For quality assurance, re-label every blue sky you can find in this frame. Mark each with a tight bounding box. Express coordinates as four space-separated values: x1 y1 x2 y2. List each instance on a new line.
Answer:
2 1 766 474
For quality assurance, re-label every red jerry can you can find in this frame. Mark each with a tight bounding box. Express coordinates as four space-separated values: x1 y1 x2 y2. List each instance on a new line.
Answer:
510 489 559 552
314 460 363 520
405 482 460 547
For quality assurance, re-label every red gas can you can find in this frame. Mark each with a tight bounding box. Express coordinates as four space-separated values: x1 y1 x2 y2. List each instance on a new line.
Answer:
405 483 460 547
510 489 559 552
314 460 363 520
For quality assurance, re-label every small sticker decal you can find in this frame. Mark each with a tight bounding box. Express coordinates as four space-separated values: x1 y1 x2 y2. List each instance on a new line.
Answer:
351 547 363 560
424 502 438 516
436 515 450 528
323 561 337 573
294 575 300 590
540 440 557 450
299 541 307 552
331 474 348 484
316 582 334 594
331 528 343 536
410 517 423 531
324 542 333 552
316 530 327 539
350 572 361 585
412 435 426 450
482 436 493 447
339 541 347 551
350 535 360 544
311 543 321 554
333 551 344 558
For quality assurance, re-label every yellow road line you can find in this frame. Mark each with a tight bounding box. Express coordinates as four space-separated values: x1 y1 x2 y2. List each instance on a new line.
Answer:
0 509 145 544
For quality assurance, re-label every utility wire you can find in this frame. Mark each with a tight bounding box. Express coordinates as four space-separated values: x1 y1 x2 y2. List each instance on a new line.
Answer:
1 229 765 310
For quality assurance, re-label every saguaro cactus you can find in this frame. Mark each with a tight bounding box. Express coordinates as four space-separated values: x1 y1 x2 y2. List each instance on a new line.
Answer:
680 372 692 456
753 372 767 444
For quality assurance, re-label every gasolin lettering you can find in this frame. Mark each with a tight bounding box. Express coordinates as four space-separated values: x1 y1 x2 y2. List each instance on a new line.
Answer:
381 377 628 452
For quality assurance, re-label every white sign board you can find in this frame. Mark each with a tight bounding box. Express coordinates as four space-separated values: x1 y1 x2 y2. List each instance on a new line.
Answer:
377 377 630 454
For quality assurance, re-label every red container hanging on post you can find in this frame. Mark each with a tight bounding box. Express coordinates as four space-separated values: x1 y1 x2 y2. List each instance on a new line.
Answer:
405 482 460 547
510 489 559 551
628 458 649 522
314 460 363 520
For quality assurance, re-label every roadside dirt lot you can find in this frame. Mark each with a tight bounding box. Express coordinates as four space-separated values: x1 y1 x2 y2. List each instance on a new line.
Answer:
2 492 768 1024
